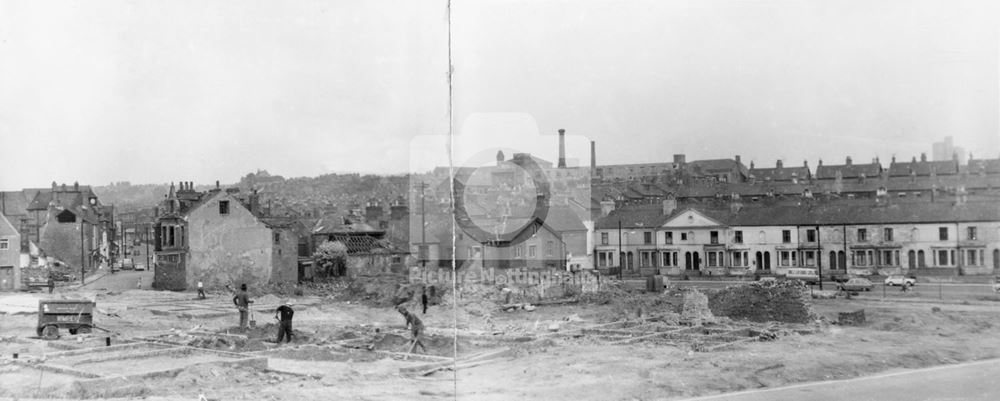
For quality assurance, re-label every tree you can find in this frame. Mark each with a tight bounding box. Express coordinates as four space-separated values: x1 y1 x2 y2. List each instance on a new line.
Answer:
313 240 348 279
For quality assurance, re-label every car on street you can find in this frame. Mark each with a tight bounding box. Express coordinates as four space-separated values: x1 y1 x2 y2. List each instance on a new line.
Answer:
838 278 873 292
884 275 916 286
785 268 820 285
831 273 851 284
134 263 146 271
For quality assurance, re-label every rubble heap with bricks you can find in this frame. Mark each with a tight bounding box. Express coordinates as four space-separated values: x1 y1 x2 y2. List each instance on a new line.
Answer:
707 280 816 323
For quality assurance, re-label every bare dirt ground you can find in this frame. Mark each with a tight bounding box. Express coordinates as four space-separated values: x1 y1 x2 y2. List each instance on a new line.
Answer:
2 279 1000 400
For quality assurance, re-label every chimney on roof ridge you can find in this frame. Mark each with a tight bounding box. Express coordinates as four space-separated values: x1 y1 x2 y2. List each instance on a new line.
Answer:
818 159 823 166
750 161 755 169
591 141 596 172
846 156 852 166
662 196 677 216
215 180 220 189
803 159 808 168
73 181 78 191
921 153 927 162
891 155 896 163
776 160 783 169
735 155 741 165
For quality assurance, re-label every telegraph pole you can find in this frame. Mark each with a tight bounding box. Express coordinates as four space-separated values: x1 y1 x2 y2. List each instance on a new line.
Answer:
80 217 85 285
618 220 623 280
418 181 428 267
816 225 823 290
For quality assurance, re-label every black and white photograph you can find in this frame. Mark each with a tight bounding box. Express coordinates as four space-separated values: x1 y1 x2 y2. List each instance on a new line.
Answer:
2 0 1000 400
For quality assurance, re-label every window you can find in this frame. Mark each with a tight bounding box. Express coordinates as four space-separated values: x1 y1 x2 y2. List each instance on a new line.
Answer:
219 200 230 215
968 227 978 241
546 241 554 257
681 232 688 241
967 249 981 266
601 232 609 245
710 231 719 244
661 251 677 267
782 230 791 243
644 232 652 245
852 250 873 267
515 246 524 258
732 251 749 267
882 250 894 266
734 231 743 244
804 251 815 266
273 233 281 245
884 228 893 242
0 239 7 250
759 231 766 243
598 251 610 267
939 227 948 241
806 229 816 243
708 252 718 267
936 250 950 266
665 232 673 244
779 251 793 267
640 251 653 267
529 245 537 258
468 246 482 258
857 229 867 242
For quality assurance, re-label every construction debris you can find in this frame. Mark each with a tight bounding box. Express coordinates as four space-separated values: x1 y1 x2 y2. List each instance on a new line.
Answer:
708 280 816 323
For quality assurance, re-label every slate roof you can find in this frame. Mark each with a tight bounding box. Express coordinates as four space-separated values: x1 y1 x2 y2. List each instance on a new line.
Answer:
888 159 959 177
815 161 882 180
749 165 811 182
966 158 1000 175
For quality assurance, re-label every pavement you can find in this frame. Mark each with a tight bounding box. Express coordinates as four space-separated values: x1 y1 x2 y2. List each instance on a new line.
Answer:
681 358 1000 401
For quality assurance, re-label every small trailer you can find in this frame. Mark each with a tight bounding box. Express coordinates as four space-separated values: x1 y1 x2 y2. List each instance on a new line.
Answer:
37 299 96 340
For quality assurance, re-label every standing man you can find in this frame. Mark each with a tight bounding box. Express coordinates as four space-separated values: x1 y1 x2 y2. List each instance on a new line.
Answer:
396 305 426 354
233 284 250 331
274 301 294 343
421 287 429 314
197 281 206 299
47 276 54 294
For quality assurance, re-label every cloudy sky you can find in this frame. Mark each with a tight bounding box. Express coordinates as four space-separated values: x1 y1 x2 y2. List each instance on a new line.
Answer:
2 0 999 190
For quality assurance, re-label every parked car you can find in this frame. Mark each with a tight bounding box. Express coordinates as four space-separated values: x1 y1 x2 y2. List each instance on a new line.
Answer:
121 259 135 270
838 278 873 292
884 275 916 286
134 263 146 271
830 273 851 284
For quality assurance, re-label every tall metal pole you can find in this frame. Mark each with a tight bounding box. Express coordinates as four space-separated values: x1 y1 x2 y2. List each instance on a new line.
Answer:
420 181 427 267
80 217 85 285
618 220 623 280
146 224 151 270
816 225 823 290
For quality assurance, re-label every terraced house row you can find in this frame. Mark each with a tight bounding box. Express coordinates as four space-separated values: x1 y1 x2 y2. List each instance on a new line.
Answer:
593 195 1000 278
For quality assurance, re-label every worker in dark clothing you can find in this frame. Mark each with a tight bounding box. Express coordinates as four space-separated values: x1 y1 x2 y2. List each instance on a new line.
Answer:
197 281 206 299
233 284 251 331
47 276 54 294
421 287 429 314
274 302 294 343
396 305 426 354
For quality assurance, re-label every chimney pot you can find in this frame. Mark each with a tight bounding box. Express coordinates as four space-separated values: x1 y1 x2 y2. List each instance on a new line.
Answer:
921 153 927 162
846 156 852 165
776 160 783 169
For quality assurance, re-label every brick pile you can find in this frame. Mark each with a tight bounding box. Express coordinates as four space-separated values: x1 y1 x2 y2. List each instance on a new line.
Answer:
680 288 715 326
707 280 815 323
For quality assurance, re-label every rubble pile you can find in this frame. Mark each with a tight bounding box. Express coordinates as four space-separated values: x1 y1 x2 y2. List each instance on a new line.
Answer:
680 288 715 326
338 275 409 306
708 280 815 323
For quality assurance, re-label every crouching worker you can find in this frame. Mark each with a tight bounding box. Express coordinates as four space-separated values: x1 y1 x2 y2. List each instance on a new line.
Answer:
396 305 426 354
275 302 294 343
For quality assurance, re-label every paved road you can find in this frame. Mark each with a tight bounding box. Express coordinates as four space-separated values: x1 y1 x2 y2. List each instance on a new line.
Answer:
79 269 155 291
673 280 998 300
681 358 1000 401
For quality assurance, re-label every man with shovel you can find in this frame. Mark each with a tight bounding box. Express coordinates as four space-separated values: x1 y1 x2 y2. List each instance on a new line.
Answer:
396 305 426 354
